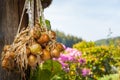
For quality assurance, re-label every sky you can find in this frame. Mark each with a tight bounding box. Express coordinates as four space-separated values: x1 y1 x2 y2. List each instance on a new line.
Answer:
44 0 120 41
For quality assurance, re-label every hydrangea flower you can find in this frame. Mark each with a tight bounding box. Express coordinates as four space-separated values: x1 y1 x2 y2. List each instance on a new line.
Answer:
66 47 82 58
59 54 69 62
59 61 68 68
53 46 91 78
81 68 90 77
78 58 86 65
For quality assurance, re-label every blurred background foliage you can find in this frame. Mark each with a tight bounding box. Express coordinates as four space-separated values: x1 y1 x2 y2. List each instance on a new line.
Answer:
73 40 120 79
55 30 82 47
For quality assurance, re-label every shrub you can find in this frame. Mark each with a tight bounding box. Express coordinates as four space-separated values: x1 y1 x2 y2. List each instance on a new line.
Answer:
53 47 92 80
73 41 117 79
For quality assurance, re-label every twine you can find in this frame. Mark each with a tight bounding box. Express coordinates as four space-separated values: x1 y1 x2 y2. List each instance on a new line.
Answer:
17 0 28 34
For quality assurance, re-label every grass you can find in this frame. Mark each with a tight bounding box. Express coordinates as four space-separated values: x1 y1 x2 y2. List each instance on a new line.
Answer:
98 73 120 80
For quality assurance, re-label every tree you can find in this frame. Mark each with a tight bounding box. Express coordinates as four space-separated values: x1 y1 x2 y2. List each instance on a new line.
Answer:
56 30 82 47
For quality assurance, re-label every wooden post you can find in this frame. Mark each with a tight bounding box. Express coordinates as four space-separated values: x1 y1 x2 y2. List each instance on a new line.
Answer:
0 0 28 80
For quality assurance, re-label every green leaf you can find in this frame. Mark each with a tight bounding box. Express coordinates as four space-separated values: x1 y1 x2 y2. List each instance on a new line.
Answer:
30 60 62 80
39 17 51 30
45 19 51 30
30 66 52 80
43 60 61 74
39 69 52 80
51 75 62 80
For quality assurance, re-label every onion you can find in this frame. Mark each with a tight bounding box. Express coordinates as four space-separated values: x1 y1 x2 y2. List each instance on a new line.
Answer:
5 51 15 59
3 45 11 51
9 52 15 58
49 31 56 39
41 49 51 61
51 48 60 58
30 27 41 39
56 43 64 52
28 55 37 67
37 33 50 44
29 43 42 55
2 59 8 69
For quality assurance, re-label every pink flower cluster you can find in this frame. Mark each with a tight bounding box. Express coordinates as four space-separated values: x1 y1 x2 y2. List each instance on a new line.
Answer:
81 68 90 77
54 47 90 77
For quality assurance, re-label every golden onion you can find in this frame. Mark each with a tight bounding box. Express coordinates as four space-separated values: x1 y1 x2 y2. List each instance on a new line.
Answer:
28 55 37 67
29 43 42 55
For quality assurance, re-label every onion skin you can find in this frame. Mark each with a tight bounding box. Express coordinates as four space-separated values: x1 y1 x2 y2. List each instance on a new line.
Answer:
2 58 14 70
30 28 41 39
29 43 42 55
3 45 11 51
37 33 50 44
28 55 37 67
56 43 64 52
51 48 60 58
49 31 56 39
9 52 15 58
26 47 31 56
41 49 51 61
2 59 9 69
4 51 15 59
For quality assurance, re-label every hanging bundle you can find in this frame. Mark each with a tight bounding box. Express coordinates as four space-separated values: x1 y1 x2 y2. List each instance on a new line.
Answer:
1 0 64 75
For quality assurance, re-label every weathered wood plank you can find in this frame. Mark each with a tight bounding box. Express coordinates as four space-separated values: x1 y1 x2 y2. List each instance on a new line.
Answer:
0 0 27 80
